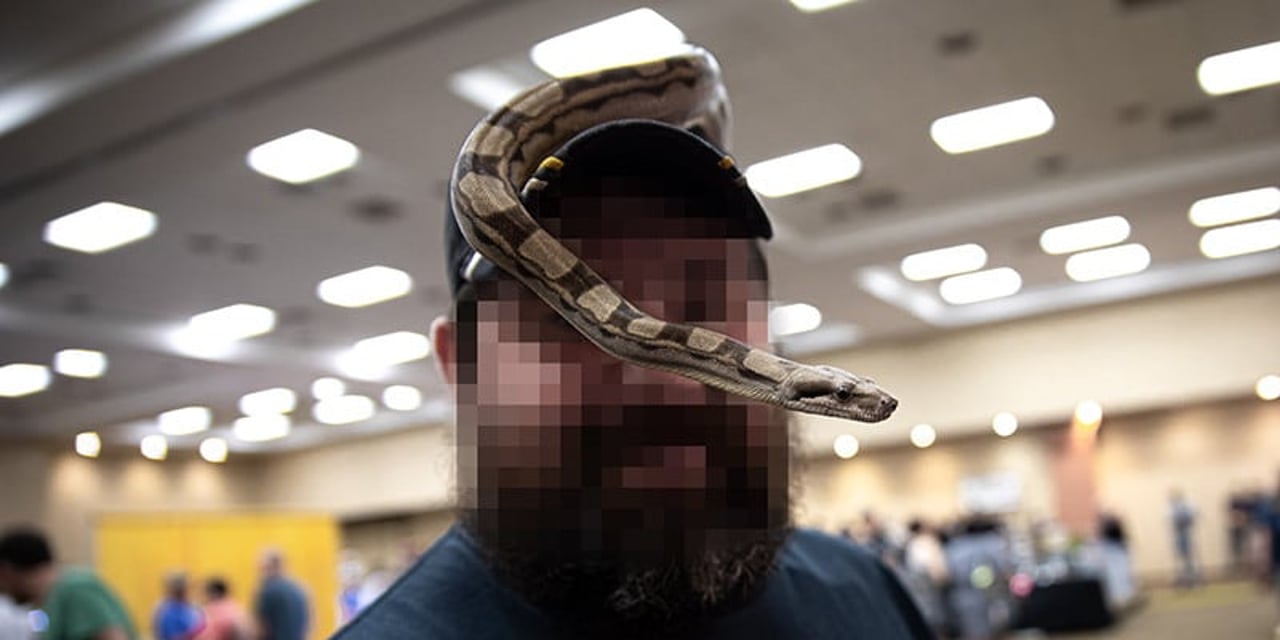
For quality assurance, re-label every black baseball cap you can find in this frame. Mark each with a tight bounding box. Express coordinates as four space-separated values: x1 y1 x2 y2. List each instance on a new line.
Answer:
443 119 774 297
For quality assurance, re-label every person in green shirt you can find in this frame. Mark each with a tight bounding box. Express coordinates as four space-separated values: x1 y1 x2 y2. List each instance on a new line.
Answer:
0 527 138 640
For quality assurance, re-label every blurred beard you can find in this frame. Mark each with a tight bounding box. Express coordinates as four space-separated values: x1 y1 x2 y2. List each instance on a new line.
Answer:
459 402 791 638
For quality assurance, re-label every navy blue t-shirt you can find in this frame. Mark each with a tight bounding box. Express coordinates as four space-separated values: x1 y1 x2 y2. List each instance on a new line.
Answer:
335 525 932 639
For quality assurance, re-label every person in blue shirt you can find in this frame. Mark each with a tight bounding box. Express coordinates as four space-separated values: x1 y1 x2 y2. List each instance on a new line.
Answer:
335 118 930 639
153 572 202 640
253 550 308 640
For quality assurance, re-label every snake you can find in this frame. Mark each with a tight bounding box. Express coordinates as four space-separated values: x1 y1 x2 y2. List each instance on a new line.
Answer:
448 46 897 423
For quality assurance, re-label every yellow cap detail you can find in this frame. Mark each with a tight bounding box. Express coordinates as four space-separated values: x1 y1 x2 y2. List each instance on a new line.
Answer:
538 156 565 172
718 156 736 170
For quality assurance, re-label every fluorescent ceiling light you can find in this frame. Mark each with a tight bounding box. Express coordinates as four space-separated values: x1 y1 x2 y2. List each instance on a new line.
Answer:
930 96 1055 154
233 414 290 443
530 8 688 78
158 406 212 436
199 437 228 463
317 265 412 308
247 128 359 184
791 0 858 13
238 387 296 416
910 424 937 449
0 363 51 397
1065 243 1151 282
351 331 432 367
900 243 987 281
188 303 276 342
311 377 346 400
44 202 157 254
1257 374 1280 401
1039 215 1131 255
745 144 863 198
449 66 529 112
314 394 376 425
1197 40 1280 96
0 262 8 289
75 432 101 458
382 385 422 411
1199 219 1280 259
53 349 108 378
833 434 859 459
140 435 168 461
939 267 1022 305
992 412 1018 438
769 303 822 338
1188 186 1280 228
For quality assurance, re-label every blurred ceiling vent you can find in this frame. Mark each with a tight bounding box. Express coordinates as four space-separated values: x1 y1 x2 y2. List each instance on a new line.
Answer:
937 31 978 56
351 196 403 223
860 187 901 211
1117 0 1182 10
7 258 62 290
1164 104 1216 131
1037 153 1068 176
1117 102 1150 126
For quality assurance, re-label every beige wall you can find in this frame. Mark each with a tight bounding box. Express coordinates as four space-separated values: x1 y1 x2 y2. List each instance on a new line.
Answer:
0 445 265 565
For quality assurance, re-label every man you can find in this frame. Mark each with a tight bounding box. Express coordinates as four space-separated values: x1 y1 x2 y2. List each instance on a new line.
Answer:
337 119 930 638
1168 488 1201 588
252 550 308 640
0 527 137 640
153 572 202 640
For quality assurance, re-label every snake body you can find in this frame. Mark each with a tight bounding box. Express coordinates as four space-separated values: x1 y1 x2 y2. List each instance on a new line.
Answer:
450 47 897 423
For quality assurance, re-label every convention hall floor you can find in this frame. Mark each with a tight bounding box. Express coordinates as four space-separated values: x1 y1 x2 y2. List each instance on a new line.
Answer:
1034 582 1277 640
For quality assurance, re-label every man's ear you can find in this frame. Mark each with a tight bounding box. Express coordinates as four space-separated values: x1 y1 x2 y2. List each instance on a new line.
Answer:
430 315 457 388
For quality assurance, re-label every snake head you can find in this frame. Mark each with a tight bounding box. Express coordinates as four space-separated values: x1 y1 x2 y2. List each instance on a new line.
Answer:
784 365 898 423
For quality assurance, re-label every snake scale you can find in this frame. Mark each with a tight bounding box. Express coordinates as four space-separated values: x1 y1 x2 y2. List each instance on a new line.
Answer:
449 46 897 423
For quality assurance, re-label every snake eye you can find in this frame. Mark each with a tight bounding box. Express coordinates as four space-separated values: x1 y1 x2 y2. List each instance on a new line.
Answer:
835 386 853 403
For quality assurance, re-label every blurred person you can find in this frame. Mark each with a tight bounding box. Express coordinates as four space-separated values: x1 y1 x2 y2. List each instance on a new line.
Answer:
0 587 32 640
903 519 950 636
945 516 1013 640
1168 488 1202 588
334 74 927 638
194 578 248 640
153 572 202 640
0 526 137 640
1097 510 1136 608
252 550 307 640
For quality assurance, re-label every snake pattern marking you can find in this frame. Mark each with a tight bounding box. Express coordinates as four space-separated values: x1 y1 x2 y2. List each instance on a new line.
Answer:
450 47 898 423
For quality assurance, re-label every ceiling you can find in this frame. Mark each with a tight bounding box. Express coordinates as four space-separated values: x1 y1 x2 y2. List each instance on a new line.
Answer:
1 0 1277 453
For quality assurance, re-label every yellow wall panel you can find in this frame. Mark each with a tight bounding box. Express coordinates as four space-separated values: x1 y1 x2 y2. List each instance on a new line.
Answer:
95 512 338 639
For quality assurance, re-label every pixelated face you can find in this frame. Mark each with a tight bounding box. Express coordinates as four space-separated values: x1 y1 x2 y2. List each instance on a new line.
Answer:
448 203 791 574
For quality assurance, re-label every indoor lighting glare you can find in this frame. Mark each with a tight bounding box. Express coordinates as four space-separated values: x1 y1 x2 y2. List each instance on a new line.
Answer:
0 363 52 398
939 267 1022 305
246 128 360 184
744 144 863 198
1198 219 1280 259
1039 215 1131 255
900 243 988 281
238 387 296 416
910 424 937 449
382 385 422 411
992 412 1019 438
140 435 168 461
311 377 346 400
348 331 432 369
233 414 291 443
1065 243 1151 282
199 437 228 463
530 8 689 78
75 431 101 458
1188 186 1280 228
44 202 157 254
187 303 276 343
930 97 1055 154
1197 40 1280 96
314 394 376 425
53 348 108 378
1257 374 1280 401
1075 400 1103 426
791 0 858 13
0 262 8 289
317 265 412 308
770 303 823 337
833 434 860 459
158 406 212 436
449 66 529 112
